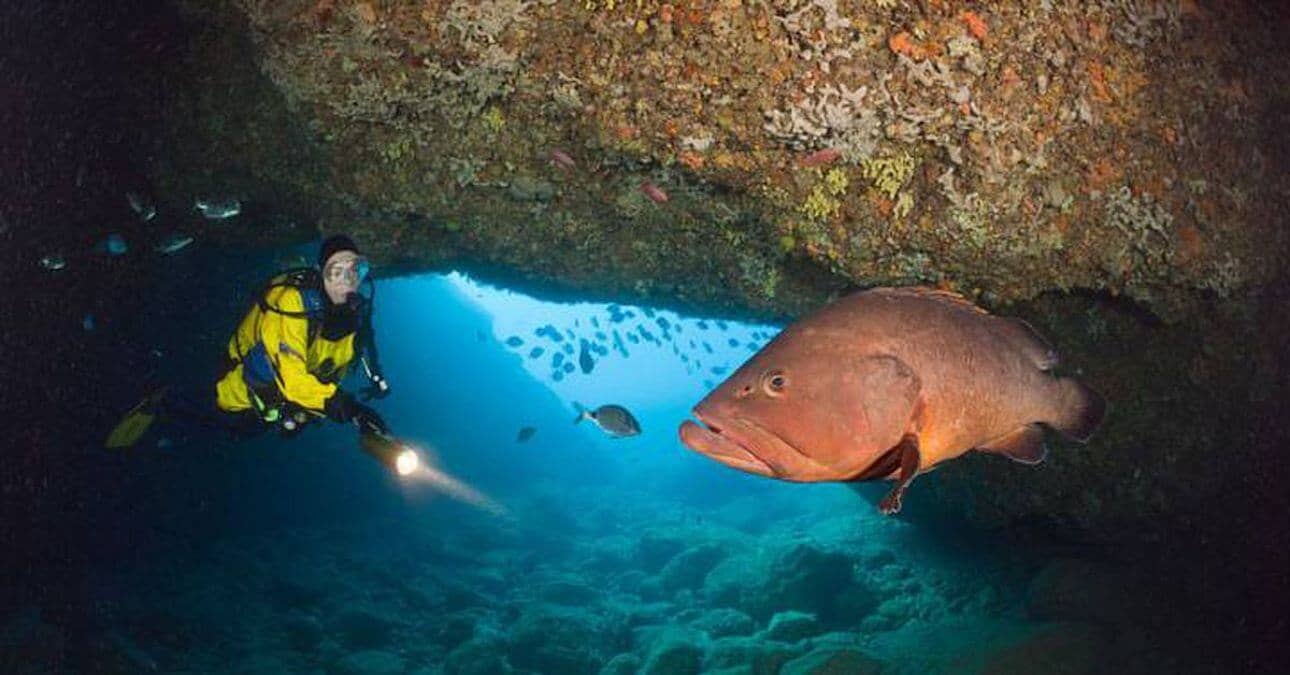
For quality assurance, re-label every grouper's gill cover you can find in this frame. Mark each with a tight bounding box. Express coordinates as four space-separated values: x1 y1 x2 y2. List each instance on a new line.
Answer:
678 286 1106 514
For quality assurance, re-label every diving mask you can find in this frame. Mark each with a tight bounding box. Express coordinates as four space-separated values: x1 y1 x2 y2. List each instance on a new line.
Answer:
324 256 371 286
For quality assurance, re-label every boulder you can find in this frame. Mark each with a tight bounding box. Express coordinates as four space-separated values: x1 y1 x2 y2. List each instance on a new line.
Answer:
432 611 479 649
871 593 917 631
704 636 803 673
444 638 512 675
330 608 397 651
706 544 877 626
598 652 641 675
763 611 824 644
538 578 601 606
508 604 604 674
330 649 405 675
641 629 704 675
780 648 884 675
611 570 649 595
688 608 756 638
637 531 689 574
658 543 730 593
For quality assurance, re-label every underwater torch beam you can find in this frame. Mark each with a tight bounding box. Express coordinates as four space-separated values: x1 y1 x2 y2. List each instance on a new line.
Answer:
407 458 508 516
359 431 507 515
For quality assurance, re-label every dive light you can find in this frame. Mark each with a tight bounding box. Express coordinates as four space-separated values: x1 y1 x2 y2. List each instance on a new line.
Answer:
360 430 421 476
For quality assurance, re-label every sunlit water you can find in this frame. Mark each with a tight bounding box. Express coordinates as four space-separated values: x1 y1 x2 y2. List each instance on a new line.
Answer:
4 268 1244 674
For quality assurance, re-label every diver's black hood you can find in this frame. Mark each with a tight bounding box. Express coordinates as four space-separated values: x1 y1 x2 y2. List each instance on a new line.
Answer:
318 234 361 268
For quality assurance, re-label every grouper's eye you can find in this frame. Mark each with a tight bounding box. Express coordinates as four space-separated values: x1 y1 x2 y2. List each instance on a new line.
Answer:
762 370 788 397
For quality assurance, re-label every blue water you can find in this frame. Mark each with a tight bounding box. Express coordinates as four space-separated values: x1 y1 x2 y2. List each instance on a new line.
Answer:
0 257 1260 674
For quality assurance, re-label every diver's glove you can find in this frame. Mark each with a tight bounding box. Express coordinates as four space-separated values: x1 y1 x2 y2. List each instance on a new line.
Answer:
324 391 389 435
352 405 389 436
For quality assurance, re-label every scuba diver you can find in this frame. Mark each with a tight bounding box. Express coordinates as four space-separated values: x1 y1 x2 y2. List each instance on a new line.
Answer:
107 235 391 448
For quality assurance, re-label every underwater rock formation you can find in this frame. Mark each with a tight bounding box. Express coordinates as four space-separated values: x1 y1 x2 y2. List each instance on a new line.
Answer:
156 0 1287 319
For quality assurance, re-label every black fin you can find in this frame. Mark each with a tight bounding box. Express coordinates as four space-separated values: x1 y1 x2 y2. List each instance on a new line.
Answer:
979 424 1048 465
878 434 921 516
849 445 902 482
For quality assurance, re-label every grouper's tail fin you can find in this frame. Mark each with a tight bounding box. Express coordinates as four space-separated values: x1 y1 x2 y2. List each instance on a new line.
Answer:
1049 377 1107 442
572 401 587 425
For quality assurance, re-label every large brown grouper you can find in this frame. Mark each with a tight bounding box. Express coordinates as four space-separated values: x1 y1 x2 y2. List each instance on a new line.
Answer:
678 287 1106 515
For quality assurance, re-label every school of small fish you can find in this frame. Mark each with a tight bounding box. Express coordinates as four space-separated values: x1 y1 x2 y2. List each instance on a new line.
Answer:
36 190 226 272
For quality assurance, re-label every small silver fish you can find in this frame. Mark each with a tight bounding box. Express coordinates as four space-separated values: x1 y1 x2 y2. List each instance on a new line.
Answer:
39 255 66 271
195 197 241 219
574 403 641 438
103 234 127 255
155 233 194 254
126 192 156 221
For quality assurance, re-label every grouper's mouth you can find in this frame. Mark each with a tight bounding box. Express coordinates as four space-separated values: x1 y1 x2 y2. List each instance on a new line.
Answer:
678 410 784 478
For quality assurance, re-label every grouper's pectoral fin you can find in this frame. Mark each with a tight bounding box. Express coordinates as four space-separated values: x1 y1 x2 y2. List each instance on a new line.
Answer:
978 424 1047 465
878 434 921 516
